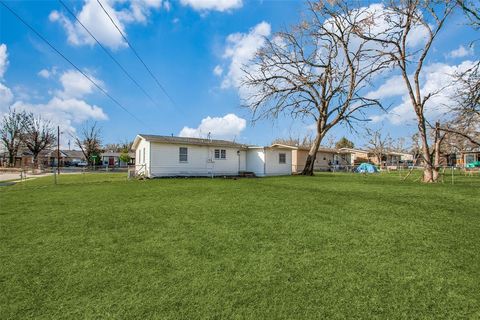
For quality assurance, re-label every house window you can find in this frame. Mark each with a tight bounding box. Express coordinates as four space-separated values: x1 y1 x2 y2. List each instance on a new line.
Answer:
179 147 188 162
279 153 286 164
214 149 226 159
465 154 475 164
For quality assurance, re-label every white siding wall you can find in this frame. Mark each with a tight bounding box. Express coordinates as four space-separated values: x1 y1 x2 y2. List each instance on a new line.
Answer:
246 149 266 176
135 139 150 176
149 143 242 177
239 150 247 171
265 148 292 176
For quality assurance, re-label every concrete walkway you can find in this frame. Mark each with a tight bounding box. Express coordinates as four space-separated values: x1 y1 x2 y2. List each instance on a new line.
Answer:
0 172 53 182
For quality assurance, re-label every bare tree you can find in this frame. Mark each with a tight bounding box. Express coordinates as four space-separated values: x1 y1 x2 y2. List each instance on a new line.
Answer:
241 1 387 175
0 109 29 167
440 57 480 147
324 135 336 148
364 127 392 166
457 0 480 29
120 139 133 152
272 135 313 147
390 136 409 153
353 0 457 182
21 113 55 168
74 122 102 166
104 139 133 152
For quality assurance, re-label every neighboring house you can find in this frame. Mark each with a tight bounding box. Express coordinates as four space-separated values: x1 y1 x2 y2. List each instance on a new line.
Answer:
459 149 480 166
0 151 22 167
385 151 414 165
101 152 135 167
369 151 414 166
43 150 86 167
132 134 294 178
337 148 370 165
0 149 86 168
291 146 416 172
58 150 86 166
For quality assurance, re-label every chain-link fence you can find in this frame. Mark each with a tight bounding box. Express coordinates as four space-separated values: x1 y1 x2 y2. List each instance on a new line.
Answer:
1 163 479 188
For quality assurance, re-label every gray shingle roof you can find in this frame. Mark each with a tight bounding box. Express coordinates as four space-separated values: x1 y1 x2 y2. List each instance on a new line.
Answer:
138 134 249 148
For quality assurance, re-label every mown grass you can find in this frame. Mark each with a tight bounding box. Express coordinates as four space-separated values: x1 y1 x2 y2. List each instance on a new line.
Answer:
1 172 479 319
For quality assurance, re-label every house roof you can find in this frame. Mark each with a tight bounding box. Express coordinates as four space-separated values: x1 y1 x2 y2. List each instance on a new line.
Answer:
267 144 298 150
295 146 338 153
61 150 85 158
385 151 412 156
133 134 249 150
338 147 370 154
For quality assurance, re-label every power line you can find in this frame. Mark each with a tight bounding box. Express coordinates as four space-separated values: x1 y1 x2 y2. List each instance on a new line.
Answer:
96 0 179 110
0 1 152 130
58 0 162 112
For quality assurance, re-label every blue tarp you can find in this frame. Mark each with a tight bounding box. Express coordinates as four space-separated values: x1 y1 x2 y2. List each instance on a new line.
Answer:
356 163 378 173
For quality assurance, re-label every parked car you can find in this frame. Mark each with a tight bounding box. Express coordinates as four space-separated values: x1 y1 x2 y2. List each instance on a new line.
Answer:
76 161 88 167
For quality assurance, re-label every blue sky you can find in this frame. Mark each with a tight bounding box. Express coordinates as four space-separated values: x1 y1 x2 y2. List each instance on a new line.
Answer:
0 0 477 148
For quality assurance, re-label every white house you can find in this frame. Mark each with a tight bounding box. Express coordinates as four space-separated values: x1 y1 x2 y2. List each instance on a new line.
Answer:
132 134 294 178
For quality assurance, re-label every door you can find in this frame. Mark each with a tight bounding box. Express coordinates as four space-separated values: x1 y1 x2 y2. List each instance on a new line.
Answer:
109 157 115 166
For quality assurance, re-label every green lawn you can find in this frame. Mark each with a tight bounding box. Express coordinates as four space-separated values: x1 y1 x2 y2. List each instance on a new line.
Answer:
1 173 479 319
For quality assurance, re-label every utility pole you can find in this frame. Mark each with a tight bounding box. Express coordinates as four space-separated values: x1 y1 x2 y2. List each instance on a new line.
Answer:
57 126 60 175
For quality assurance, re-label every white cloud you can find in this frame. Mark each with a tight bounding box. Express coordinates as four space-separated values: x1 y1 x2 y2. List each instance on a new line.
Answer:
179 113 246 140
354 3 429 49
180 0 242 12
12 97 107 127
447 45 474 58
163 1 171 11
57 69 103 99
0 44 12 110
217 3 429 102
50 0 163 50
213 65 223 76
0 48 108 134
38 69 51 79
0 83 13 109
0 44 7 79
371 60 478 125
366 75 407 100
219 21 271 96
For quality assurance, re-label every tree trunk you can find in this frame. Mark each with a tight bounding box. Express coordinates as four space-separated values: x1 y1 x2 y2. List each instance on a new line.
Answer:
8 152 14 167
33 153 39 170
432 122 441 182
416 114 437 183
300 131 323 176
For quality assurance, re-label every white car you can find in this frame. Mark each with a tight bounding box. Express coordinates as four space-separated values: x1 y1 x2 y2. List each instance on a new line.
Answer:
76 161 88 167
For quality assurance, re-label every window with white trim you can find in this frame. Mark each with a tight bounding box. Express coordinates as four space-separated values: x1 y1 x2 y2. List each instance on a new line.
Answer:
214 149 226 160
179 147 188 162
279 153 286 164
